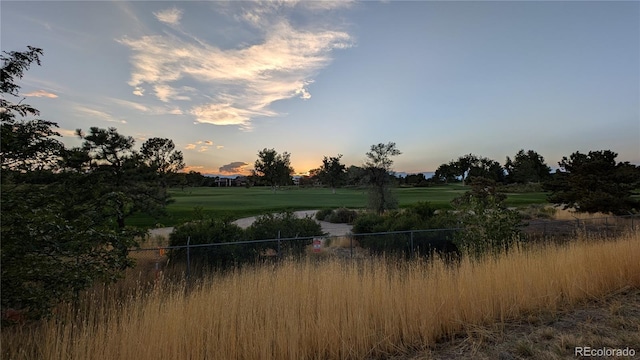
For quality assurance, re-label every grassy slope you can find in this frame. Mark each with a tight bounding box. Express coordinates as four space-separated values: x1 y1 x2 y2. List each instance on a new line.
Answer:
129 184 548 227
393 287 640 360
4 231 637 359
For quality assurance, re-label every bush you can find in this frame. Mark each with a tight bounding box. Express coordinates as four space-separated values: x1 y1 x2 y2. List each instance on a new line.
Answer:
352 212 386 234
315 209 333 221
407 201 436 220
327 208 358 224
246 211 325 257
454 196 523 259
169 218 249 269
352 210 459 258
247 211 324 239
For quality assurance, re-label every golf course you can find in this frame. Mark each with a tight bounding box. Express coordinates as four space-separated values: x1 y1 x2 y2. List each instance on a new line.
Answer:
131 184 549 227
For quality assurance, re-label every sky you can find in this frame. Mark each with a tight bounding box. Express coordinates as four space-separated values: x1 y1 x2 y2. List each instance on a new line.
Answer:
2 1 639 176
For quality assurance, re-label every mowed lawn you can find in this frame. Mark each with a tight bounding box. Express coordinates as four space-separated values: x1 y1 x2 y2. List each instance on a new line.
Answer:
130 184 548 227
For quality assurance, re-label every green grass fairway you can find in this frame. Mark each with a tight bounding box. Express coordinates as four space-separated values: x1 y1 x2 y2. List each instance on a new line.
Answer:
129 184 548 227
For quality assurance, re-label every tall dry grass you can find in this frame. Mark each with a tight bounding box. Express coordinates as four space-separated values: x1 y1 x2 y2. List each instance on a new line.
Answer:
3 231 639 360
552 207 611 221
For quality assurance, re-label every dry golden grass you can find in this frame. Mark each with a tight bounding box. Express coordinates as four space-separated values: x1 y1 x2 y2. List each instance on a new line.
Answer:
552 208 611 221
402 287 640 359
3 231 639 360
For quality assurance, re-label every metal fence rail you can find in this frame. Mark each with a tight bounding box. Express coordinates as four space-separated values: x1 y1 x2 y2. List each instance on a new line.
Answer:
131 214 639 281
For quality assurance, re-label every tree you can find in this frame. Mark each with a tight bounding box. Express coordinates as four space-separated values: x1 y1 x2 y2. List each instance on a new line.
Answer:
433 163 459 183
455 154 479 185
318 154 346 193
364 142 401 214
79 127 134 170
1 46 43 122
451 177 507 208
505 149 551 184
544 150 640 215
404 173 427 186
1 47 140 322
184 170 205 187
77 127 170 229
468 157 506 183
78 127 136 229
253 148 293 191
1 46 63 173
345 165 367 187
140 137 185 188
299 168 321 187
435 154 505 185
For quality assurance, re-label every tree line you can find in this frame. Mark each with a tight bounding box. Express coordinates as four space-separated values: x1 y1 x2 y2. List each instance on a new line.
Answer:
243 145 639 216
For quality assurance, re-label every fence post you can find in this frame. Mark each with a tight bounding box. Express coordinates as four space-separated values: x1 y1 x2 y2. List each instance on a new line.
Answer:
350 236 353 259
410 231 414 259
186 236 191 282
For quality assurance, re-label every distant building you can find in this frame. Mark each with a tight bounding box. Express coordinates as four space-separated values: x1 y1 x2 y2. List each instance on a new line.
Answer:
234 176 248 187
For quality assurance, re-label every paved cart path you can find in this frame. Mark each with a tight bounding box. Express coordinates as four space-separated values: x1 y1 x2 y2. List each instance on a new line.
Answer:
148 210 353 239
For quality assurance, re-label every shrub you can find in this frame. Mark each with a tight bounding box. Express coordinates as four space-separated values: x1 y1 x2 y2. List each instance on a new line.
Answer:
352 210 459 258
169 218 249 269
407 201 436 220
352 212 386 234
247 211 324 239
454 196 523 259
327 208 358 224
315 209 333 221
353 210 460 260
246 211 325 257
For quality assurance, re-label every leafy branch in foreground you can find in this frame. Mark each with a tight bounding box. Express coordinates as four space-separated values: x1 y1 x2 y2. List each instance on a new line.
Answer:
453 178 523 259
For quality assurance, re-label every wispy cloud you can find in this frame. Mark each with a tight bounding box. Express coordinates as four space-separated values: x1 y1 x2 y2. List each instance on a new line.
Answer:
153 84 192 103
187 139 215 152
189 103 261 129
109 98 150 112
182 165 218 174
219 161 249 174
108 97 184 116
58 128 79 138
119 2 353 129
153 7 183 26
74 105 126 124
24 90 58 98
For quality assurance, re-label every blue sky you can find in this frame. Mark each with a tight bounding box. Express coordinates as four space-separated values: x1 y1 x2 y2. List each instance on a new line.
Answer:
2 1 638 175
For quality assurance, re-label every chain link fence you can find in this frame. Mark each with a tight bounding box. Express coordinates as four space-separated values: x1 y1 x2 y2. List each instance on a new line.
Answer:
131 214 639 283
